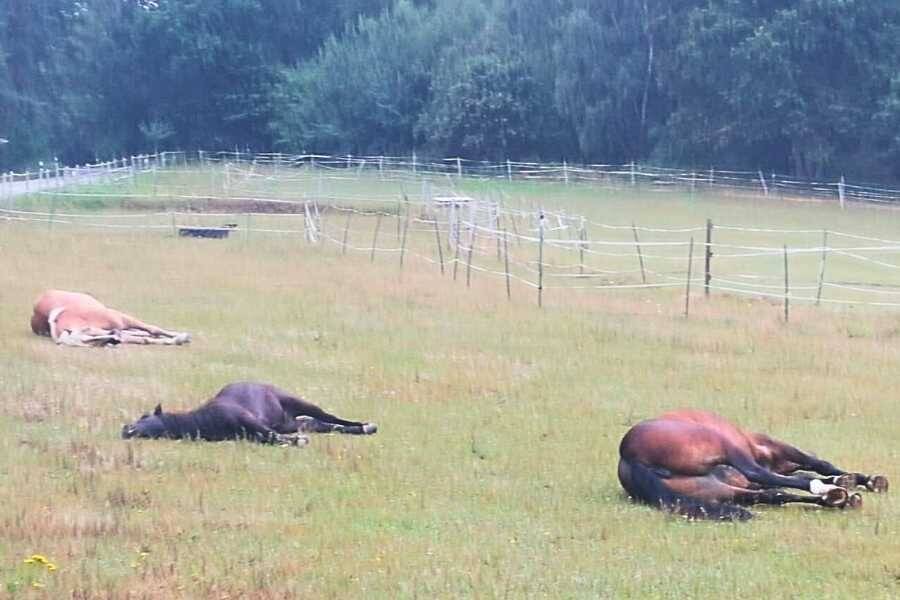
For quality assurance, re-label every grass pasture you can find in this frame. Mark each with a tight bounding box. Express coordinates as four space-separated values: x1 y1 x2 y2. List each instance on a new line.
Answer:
0 169 899 598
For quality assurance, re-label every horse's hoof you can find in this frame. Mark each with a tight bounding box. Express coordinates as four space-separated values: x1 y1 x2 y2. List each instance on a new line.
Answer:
833 474 858 489
277 433 309 447
845 493 863 509
867 475 889 493
823 487 849 508
173 333 191 345
287 435 309 447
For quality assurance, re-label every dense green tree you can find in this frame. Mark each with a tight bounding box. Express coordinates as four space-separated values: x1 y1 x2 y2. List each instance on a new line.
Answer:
661 0 900 177
3 0 900 180
270 0 477 154
417 38 540 159
0 0 75 167
0 0 393 168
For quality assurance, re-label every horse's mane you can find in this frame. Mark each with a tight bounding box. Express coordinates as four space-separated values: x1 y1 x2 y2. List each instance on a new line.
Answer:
160 411 207 439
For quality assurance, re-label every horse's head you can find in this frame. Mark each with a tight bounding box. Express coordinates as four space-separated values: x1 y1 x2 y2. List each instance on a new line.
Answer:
122 404 166 439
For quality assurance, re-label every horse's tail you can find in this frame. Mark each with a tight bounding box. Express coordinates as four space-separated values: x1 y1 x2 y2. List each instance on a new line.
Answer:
619 457 752 522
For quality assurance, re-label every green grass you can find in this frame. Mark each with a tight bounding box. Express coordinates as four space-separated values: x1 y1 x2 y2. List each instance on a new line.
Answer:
0 170 898 598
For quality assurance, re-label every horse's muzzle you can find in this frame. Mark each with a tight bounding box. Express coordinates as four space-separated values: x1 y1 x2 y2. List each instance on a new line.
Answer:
121 424 137 439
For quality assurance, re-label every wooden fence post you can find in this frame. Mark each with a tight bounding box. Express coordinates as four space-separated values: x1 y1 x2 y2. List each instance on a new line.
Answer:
303 201 311 243
503 228 511 300
396 196 403 241
758 170 769 196
579 225 587 277
538 212 545 307
313 200 323 246
433 218 445 275
783 245 790 323
838 175 846 210
685 237 695 318
341 211 352 255
452 222 461 281
704 218 713 297
815 230 829 306
495 207 502 262
399 211 410 269
465 227 477 288
370 213 382 262
632 223 647 284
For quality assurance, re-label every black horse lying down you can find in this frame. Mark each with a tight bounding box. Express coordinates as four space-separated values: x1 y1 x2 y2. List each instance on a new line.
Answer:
122 381 377 445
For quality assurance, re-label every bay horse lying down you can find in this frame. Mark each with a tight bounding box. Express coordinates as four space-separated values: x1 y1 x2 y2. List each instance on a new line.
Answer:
618 409 888 521
122 382 377 445
31 289 190 347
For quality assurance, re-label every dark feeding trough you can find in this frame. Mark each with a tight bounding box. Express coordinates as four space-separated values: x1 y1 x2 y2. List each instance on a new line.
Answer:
177 223 238 239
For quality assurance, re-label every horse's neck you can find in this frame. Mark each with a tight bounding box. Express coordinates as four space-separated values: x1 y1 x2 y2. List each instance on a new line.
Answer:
162 411 202 437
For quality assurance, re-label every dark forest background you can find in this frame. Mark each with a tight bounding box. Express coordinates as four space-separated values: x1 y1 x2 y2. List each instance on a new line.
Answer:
2 0 900 180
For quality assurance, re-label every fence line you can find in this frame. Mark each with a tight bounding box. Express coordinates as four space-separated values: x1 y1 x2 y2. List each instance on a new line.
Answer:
6 203 900 308
8 149 900 207
193 150 900 206
4 150 900 311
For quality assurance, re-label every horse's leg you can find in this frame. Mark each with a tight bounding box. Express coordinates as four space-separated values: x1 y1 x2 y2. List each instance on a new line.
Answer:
670 470 859 510
270 417 334 435
56 327 120 347
755 435 889 493
117 311 177 336
118 329 189 345
116 312 191 344
293 416 370 434
273 389 377 434
268 412 367 436
235 413 309 447
710 465 855 507
732 488 860 510
725 447 844 495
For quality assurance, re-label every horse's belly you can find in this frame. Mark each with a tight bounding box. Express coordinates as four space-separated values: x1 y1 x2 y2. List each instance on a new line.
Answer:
649 443 726 476
623 421 728 476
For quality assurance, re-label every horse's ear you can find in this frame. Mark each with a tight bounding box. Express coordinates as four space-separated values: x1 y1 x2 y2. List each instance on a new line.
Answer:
153 404 162 416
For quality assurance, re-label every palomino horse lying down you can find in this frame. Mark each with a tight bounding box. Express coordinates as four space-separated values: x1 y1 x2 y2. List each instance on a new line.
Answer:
31 289 190 347
618 409 888 521
122 382 377 445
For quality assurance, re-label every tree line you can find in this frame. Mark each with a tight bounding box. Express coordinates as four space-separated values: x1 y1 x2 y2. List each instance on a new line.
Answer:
2 0 900 181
